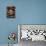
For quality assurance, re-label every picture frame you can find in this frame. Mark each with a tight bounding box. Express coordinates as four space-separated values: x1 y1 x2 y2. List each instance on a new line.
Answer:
7 6 16 18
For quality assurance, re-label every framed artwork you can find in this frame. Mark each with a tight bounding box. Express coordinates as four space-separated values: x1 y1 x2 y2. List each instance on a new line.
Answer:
7 6 16 18
18 24 46 41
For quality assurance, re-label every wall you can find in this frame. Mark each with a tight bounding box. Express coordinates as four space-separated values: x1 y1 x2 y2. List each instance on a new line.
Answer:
0 0 46 44
16 0 46 24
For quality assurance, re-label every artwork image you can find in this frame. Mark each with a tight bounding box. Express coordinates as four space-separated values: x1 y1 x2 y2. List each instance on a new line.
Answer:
7 6 16 18
8 32 16 46
18 25 46 41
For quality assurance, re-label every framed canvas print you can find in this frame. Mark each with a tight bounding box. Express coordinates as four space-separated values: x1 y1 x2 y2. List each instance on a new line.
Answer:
18 24 46 41
7 6 16 18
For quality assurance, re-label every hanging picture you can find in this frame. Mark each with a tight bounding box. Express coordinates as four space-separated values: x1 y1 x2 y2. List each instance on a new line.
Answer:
7 6 16 18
